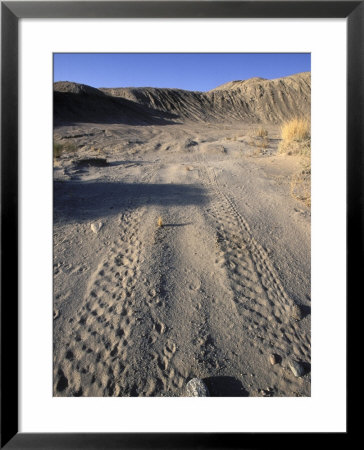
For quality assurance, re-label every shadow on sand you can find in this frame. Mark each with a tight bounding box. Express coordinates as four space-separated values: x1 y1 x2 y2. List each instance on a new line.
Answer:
54 91 181 126
54 181 208 224
161 223 193 228
203 376 249 397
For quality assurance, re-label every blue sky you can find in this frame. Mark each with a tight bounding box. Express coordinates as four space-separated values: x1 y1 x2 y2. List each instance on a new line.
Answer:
54 53 310 92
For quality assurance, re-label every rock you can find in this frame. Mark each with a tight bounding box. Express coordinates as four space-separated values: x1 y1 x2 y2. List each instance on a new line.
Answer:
185 138 198 148
291 304 304 321
288 359 305 377
185 378 209 397
258 387 274 397
269 353 280 365
91 222 103 234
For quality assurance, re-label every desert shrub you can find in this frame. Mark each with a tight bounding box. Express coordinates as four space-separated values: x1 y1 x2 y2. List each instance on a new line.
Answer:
278 118 310 156
53 142 63 159
253 127 268 138
281 118 310 142
279 118 311 207
247 128 269 154
53 141 77 159
249 143 269 157
247 134 269 157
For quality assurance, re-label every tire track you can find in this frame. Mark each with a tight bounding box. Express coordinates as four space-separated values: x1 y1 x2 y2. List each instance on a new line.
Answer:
54 206 146 396
200 164 310 366
54 168 161 397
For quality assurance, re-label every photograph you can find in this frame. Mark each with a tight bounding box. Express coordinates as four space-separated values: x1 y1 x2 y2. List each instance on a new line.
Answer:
53 52 311 398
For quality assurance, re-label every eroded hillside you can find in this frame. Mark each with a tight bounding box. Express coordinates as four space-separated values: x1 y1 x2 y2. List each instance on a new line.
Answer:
54 72 310 125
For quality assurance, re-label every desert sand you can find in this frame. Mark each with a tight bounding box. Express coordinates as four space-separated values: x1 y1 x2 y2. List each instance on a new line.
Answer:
53 73 311 397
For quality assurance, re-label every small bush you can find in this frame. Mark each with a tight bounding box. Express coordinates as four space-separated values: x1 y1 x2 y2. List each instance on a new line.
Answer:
246 128 269 153
253 127 268 138
279 118 311 207
53 141 77 159
278 118 310 156
281 118 310 142
247 135 269 156
53 142 63 159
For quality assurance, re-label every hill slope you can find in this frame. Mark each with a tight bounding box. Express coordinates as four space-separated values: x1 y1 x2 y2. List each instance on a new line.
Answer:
54 72 310 125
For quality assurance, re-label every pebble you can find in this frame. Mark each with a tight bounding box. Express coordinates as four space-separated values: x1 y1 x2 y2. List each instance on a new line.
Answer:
288 359 305 377
291 304 304 321
91 222 103 234
185 378 209 397
258 387 274 397
269 354 279 365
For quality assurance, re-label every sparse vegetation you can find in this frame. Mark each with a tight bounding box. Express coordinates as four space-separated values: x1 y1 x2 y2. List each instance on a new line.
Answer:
278 118 310 156
249 141 269 157
247 131 270 157
53 140 77 159
278 117 311 206
281 117 310 142
260 137 269 149
249 147 263 157
253 127 268 138
290 163 311 207
53 142 63 159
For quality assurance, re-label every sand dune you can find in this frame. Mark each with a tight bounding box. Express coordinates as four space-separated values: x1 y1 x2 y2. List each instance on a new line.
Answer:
53 75 311 397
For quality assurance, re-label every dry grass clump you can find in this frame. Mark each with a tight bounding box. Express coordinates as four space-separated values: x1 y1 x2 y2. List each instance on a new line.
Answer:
278 118 311 207
53 142 63 159
53 140 77 159
278 118 310 156
281 118 310 142
247 127 269 155
247 134 269 157
249 140 270 157
253 127 268 138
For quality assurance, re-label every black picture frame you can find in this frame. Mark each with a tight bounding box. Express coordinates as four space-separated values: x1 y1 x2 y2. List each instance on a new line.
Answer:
1 1 357 448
